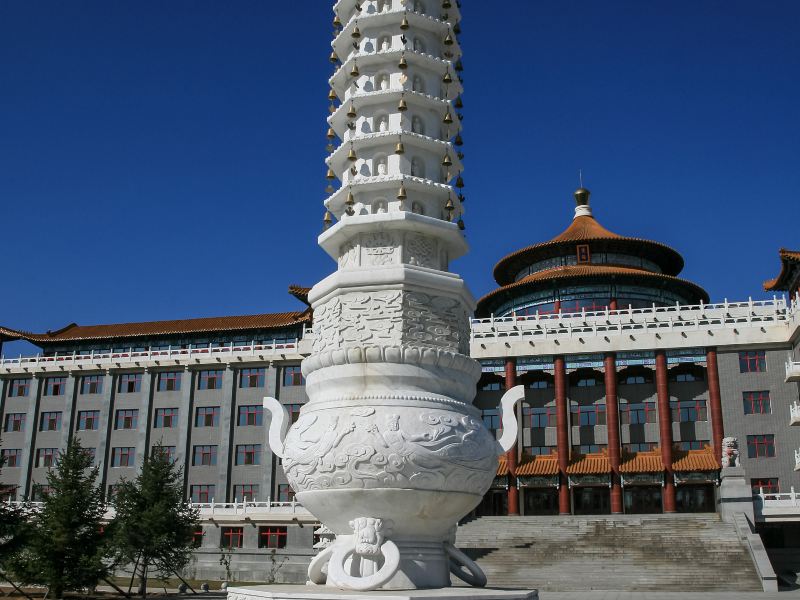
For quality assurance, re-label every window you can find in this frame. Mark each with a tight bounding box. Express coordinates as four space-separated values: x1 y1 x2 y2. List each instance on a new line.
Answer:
624 375 647 385
620 402 657 425
283 366 304 387
118 373 142 393
81 375 104 395
482 409 500 432
10 378 31 397
190 484 215 503
198 370 224 390
739 350 766 373
152 446 176 462
751 478 779 495
235 444 261 466
241 368 266 389
576 378 598 387
237 405 263 426
571 404 607 426
528 379 550 389
1 449 22 467
623 442 657 453
743 391 771 415
277 483 295 503
286 404 302 424
154 408 179 428
4 413 25 432
259 526 288 549
192 528 206 548
157 372 182 392
670 400 707 423
233 484 259 502
193 445 218 466
115 409 138 430
44 377 66 396
678 440 707 451
39 411 62 432
572 444 604 454
36 448 58 467
76 410 100 431
670 367 704 383
747 435 776 458
221 526 244 549
523 446 555 456
480 381 501 391
522 406 554 428
83 447 96 465
195 406 220 427
111 447 135 467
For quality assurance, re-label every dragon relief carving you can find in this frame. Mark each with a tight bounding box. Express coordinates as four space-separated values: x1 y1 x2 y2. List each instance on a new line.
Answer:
282 408 497 494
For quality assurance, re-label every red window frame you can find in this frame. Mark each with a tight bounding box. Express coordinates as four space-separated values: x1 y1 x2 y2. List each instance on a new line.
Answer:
151 445 176 462
283 366 304 387
286 404 302 424
118 373 142 393
221 527 244 549
195 406 220 427
1 449 21 467
522 405 555 428
190 485 215 503
240 368 265 389
747 435 776 458
157 371 182 392
739 350 767 373
233 484 260 502
81 375 103 395
111 447 135 467
670 400 708 423
623 442 657 453
10 379 31 397
39 411 62 432
192 528 206 548
237 405 263 426
154 407 179 428
751 478 779 495
277 484 295 503
115 409 138 430
521 445 555 456
570 403 607 426
76 410 100 431
44 377 66 396
198 370 224 391
236 444 261 466
620 402 657 425
258 526 287 549
4 413 25 432
193 445 217 466
743 391 771 415
36 448 58 467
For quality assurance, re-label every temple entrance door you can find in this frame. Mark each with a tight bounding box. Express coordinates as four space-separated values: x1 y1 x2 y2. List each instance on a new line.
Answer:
522 488 559 515
676 484 715 512
572 487 611 515
623 486 663 514
476 490 508 516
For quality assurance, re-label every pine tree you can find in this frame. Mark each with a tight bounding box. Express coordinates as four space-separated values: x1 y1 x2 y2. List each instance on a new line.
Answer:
109 444 199 596
11 439 108 598
0 448 28 590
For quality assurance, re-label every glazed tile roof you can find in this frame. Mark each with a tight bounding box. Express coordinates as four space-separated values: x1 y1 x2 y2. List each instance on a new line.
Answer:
550 215 623 243
620 450 664 473
496 454 560 476
566 452 611 475
763 248 800 291
672 447 719 471
288 285 312 307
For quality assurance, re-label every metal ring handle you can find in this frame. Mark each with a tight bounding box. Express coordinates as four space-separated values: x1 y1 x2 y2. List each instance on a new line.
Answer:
328 540 401 591
444 542 487 588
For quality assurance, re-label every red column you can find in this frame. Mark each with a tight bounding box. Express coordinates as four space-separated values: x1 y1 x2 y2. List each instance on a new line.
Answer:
604 353 622 514
554 356 570 514
554 299 561 313
609 298 618 311
504 357 520 516
706 348 724 465
655 351 676 513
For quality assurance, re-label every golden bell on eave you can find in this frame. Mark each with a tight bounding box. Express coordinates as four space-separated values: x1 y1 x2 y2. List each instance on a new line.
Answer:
455 176 464 188
454 97 463 109
398 55 408 69
347 148 358 161
325 184 335 194
333 15 342 28
347 103 357 118
400 16 410 30
442 72 453 84
395 142 405 154
346 191 355 206
328 89 338 101
323 210 333 228
443 33 454 46
442 0 452 8
442 154 452 166
326 168 336 180
327 127 336 139
445 198 455 211
352 26 361 39
397 184 408 200
457 217 465 230
350 64 360 77
443 111 454 124
454 134 463 146
398 98 408 111
330 52 339 64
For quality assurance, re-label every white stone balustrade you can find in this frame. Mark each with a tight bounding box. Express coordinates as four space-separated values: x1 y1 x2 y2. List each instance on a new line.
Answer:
786 359 800 382
791 402 800 427
754 486 800 522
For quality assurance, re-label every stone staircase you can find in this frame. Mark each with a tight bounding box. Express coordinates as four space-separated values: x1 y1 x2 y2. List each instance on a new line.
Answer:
455 514 763 591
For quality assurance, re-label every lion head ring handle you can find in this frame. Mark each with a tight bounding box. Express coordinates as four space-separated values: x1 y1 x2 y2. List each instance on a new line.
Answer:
326 518 400 591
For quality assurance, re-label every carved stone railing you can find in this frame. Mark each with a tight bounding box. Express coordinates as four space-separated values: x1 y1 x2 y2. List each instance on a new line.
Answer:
791 402 800 427
753 486 800 521
786 359 800 383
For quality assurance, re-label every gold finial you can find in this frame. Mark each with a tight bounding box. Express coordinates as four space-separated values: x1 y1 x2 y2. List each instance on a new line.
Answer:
574 187 590 207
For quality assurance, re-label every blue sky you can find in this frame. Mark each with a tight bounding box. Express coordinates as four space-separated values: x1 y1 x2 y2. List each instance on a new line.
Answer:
1 1 798 351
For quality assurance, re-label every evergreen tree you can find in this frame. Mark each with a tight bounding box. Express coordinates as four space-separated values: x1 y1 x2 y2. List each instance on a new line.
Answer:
11 439 108 598
0 448 28 589
109 444 199 596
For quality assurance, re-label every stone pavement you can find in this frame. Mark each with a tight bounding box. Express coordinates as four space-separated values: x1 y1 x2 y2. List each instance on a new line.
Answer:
540 593 800 599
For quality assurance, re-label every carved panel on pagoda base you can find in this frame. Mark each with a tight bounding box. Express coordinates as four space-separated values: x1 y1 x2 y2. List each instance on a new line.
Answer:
338 231 447 271
312 289 470 356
